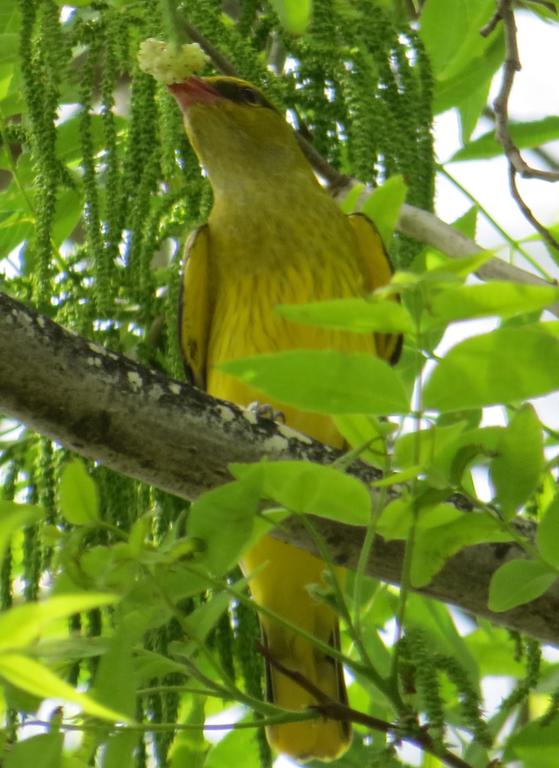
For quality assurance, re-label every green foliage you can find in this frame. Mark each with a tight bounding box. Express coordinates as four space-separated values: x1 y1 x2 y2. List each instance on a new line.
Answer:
423 324 559 411
231 461 372 524
1 0 559 767
488 560 557 613
490 405 544 520
5 732 63 768
58 459 100 526
269 0 312 35
221 350 409 414
276 297 413 334
361 175 408 246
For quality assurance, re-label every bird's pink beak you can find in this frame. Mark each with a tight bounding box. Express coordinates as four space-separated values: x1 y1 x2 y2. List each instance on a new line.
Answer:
168 77 220 111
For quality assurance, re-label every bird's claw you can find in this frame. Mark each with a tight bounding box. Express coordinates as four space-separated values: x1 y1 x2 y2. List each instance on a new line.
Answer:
246 401 285 424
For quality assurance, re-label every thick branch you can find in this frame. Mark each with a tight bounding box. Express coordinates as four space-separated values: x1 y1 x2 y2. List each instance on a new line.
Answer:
2 292 559 645
0 294 338 499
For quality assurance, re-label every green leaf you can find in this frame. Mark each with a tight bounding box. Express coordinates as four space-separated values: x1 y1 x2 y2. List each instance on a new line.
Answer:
181 590 232 646
63 758 90 768
276 297 413 334
231 461 371 525
361 175 407 245
5 732 63 768
394 423 502 491
411 507 513 588
377 498 413 540
52 187 84 245
0 34 18 66
0 593 118 652
423 324 559 412
428 282 559 325
453 116 559 161
371 465 422 487
420 0 495 76
429 425 503 488
0 501 43 563
434 32 504 114
0 654 133 722
93 621 137 719
333 413 395 468
58 459 99 525
451 206 478 240
488 559 556 612
458 76 491 143
101 731 137 768
169 696 208 768
269 0 311 34
0 211 34 257
490 405 543 519
394 421 468 470
414 249 494 280
221 350 409 415
338 182 365 214
536 494 559 568
205 721 260 768
465 625 525 677
77 543 139 593
378 500 513 586
56 114 125 165
187 480 260 575
134 650 189 684
505 718 559 767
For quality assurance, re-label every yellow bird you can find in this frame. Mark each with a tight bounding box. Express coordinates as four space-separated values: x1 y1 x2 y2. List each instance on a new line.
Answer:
170 75 401 762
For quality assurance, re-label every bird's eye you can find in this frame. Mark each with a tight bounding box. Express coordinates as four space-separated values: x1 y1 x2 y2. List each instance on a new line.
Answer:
240 87 260 106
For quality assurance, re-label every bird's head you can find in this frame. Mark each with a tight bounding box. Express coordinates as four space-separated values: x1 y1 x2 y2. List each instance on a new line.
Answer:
169 76 316 194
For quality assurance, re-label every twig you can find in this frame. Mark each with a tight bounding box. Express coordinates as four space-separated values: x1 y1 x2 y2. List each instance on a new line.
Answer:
22 714 317 734
492 0 559 182
482 106 559 172
256 643 474 768
483 0 559 249
480 9 502 36
508 166 559 250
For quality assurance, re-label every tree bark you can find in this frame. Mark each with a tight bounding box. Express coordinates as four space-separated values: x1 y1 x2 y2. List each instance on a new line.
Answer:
1 292 557 645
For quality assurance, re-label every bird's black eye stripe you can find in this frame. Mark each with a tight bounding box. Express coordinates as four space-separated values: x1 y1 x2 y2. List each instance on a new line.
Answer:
213 79 274 109
240 86 260 105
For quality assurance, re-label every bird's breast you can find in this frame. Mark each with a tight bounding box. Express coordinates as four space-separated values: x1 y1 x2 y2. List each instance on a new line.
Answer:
204 201 378 444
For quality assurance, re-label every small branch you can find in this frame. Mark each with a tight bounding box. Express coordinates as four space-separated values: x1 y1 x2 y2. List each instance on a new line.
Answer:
482 106 559 174
483 0 559 249
257 643 474 768
480 9 502 37
492 0 559 183
509 165 559 250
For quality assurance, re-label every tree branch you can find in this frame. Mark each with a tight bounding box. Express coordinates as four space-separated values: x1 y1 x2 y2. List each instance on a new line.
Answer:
481 0 559 251
2 292 559 645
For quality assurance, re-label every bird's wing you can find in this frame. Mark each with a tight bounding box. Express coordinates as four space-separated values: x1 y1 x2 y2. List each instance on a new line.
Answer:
179 224 211 388
348 211 403 364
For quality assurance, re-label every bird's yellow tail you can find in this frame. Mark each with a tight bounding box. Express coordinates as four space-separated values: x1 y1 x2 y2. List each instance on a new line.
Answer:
242 536 351 762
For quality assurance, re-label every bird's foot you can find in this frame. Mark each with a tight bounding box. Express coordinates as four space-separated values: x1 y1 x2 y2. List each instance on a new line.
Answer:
246 401 285 424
